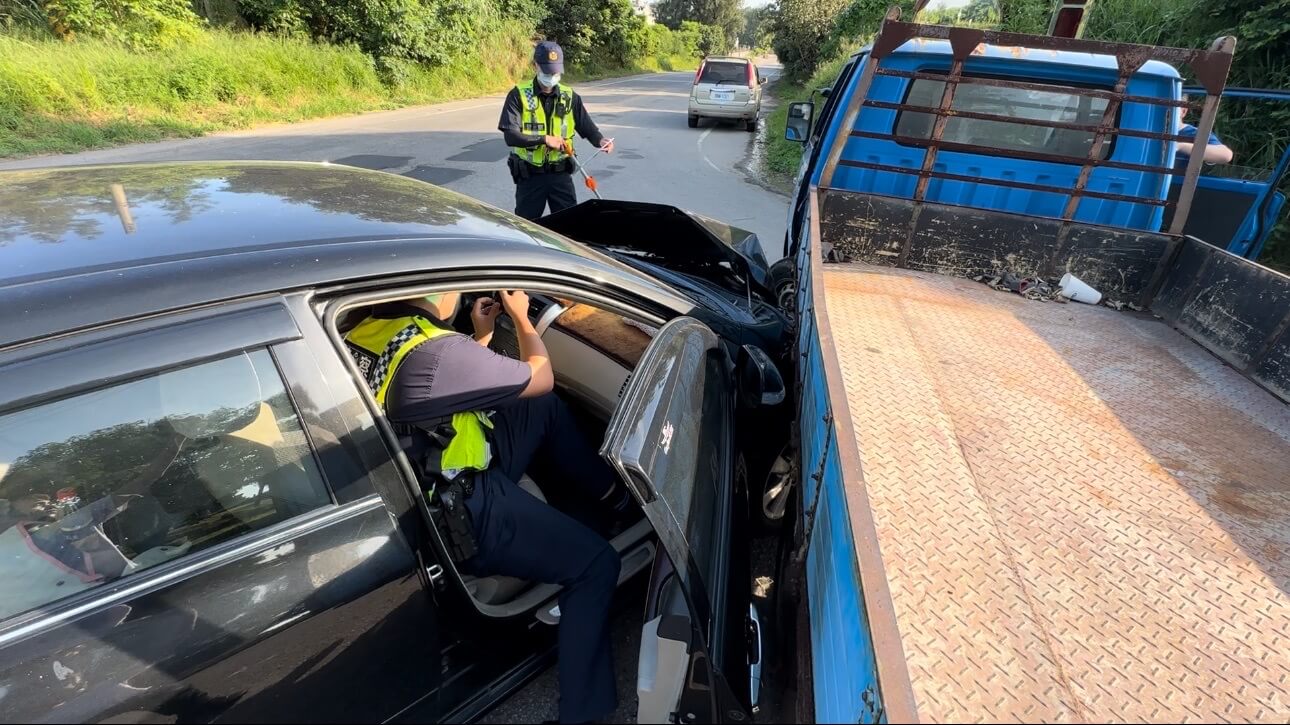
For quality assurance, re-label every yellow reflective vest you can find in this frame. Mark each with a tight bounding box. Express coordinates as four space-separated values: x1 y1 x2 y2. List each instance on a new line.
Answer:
512 79 576 167
344 315 492 478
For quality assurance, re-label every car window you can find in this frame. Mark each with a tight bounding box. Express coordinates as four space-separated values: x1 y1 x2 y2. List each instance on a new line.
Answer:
0 349 330 621
815 58 857 138
896 73 1112 159
699 61 748 85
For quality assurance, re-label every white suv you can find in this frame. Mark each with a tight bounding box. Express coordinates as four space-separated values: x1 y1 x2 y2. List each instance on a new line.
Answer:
688 56 765 132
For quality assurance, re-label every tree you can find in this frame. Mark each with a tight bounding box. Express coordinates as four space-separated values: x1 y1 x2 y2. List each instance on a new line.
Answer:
654 0 741 46
771 0 849 80
961 0 997 23
738 5 772 50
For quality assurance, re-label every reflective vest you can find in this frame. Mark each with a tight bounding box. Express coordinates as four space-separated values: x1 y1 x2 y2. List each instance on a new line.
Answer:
513 79 576 167
344 315 493 478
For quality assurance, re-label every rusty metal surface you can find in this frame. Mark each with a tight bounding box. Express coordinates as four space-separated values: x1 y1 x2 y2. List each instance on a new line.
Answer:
821 263 1290 723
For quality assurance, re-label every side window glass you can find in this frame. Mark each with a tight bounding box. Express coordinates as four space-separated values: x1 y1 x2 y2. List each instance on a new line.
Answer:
0 350 330 621
815 59 856 138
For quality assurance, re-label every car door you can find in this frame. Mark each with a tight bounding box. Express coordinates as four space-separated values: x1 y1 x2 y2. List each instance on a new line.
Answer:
600 316 752 723
0 299 443 723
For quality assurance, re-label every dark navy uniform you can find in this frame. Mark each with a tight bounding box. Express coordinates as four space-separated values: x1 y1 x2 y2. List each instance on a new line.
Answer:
371 303 623 724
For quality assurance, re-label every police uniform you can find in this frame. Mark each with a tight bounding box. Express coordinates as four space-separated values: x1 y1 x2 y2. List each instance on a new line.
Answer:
344 302 624 724
499 42 607 220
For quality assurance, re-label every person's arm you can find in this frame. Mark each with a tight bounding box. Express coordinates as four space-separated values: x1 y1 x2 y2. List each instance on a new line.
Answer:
498 290 554 398
1203 141 1234 164
499 87 566 152
470 296 501 347
572 93 611 151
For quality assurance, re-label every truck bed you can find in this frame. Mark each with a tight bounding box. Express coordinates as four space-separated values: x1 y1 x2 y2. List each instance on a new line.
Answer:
822 263 1290 722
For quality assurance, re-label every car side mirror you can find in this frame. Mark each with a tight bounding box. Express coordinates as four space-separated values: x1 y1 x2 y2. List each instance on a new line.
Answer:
738 344 786 407
759 76 767 84
785 101 814 143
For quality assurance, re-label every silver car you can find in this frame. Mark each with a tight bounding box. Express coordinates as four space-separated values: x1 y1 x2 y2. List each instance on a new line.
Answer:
688 56 765 132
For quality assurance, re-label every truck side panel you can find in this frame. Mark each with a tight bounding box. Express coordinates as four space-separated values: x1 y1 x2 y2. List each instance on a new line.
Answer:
1153 236 1290 400
796 191 917 723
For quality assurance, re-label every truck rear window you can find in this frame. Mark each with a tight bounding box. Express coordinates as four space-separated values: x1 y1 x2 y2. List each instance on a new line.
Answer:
699 61 749 85
896 76 1112 159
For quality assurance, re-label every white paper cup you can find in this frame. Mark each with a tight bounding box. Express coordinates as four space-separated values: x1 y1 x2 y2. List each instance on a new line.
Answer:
1059 273 1102 305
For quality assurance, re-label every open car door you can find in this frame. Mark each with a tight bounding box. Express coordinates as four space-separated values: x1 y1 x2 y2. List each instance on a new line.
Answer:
600 317 754 724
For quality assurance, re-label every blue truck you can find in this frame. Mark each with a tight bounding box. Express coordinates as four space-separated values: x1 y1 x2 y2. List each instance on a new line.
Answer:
776 10 1290 723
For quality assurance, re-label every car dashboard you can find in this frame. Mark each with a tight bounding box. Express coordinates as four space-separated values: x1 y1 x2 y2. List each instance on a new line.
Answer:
485 294 655 418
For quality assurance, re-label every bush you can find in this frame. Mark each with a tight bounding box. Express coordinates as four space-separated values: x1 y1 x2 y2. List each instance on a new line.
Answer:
771 0 848 81
43 0 204 48
823 0 915 59
237 0 490 69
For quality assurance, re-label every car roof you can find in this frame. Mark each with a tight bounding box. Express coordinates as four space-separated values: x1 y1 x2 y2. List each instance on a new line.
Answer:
852 39 1181 78
702 56 752 64
0 162 638 349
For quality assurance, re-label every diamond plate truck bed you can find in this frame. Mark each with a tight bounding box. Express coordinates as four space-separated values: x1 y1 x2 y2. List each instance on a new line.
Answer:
821 263 1290 723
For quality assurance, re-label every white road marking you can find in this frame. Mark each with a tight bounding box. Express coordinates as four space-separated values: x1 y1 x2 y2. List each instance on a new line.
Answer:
697 127 726 175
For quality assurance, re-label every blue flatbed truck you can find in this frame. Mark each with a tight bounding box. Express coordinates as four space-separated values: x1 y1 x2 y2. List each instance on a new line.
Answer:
777 10 1290 723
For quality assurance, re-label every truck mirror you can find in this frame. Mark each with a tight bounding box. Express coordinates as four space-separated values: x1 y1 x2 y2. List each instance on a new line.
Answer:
738 344 786 407
785 102 814 143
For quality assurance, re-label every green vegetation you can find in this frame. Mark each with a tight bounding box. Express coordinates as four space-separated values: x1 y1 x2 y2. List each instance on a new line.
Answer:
763 0 1290 269
654 0 741 53
0 0 712 158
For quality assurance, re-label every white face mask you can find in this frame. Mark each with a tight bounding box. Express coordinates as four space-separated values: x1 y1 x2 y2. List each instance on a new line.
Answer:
536 72 561 89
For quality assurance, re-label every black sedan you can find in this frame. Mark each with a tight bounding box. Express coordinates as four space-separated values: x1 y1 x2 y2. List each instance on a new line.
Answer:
0 163 791 723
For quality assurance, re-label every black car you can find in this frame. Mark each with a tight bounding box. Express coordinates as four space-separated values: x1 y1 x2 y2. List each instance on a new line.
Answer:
0 163 792 723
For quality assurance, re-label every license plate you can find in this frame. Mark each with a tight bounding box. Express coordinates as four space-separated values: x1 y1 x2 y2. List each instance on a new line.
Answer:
711 90 735 102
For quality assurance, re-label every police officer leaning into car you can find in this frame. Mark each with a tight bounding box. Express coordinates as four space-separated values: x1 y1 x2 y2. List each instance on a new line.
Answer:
344 290 634 724
500 41 614 220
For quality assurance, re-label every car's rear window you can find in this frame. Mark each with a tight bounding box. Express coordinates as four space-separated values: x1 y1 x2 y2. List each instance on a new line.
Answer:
896 74 1113 159
699 61 748 85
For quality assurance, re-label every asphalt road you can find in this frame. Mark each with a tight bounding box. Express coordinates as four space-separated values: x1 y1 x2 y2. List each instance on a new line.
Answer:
0 68 789 261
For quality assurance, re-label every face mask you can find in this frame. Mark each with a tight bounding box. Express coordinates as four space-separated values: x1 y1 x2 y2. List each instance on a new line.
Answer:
537 72 561 89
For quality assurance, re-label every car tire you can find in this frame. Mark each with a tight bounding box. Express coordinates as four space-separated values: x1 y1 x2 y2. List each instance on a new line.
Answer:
769 256 796 312
688 115 699 128
746 118 758 132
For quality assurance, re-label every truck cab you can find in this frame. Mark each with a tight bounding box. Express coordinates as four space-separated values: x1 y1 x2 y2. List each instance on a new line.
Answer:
783 38 1288 266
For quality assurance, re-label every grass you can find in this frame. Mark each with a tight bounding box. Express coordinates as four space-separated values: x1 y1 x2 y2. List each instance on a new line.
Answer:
764 56 850 178
0 26 698 158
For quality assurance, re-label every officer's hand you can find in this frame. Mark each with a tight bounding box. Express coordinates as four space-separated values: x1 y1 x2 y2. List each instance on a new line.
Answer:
599 138 614 154
543 135 564 150
498 290 530 321
471 296 501 336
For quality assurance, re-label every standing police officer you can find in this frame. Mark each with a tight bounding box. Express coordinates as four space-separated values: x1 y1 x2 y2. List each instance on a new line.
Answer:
500 41 614 220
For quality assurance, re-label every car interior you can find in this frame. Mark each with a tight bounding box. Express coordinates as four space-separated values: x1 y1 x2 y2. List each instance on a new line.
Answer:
331 289 664 620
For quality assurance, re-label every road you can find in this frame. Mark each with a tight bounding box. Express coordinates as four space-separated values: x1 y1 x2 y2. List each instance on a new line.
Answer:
0 68 789 261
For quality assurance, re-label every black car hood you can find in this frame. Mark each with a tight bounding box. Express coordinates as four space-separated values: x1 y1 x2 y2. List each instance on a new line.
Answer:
537 200 773 302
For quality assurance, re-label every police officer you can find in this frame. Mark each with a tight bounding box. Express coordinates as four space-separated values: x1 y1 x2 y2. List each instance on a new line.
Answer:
344 291 633 724
500 41 614 220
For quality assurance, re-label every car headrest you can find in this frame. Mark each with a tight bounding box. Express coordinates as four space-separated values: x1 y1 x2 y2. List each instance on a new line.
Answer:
159 353 263 440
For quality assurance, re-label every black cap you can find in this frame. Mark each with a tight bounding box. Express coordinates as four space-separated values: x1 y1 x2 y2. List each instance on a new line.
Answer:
534 41 564 74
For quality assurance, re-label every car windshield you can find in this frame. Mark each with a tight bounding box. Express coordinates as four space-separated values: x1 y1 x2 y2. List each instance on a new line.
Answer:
699 61 748 85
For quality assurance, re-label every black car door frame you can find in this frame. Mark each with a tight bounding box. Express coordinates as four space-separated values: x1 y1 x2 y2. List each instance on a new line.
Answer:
0 296 441 724
599 315 748 722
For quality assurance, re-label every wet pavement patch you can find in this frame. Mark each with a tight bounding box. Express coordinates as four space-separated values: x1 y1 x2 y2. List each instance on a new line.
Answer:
618 151 644 160
332 154 412 170
446 138 510 163
403 166 473 185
